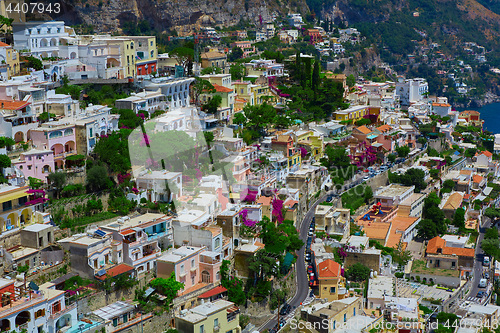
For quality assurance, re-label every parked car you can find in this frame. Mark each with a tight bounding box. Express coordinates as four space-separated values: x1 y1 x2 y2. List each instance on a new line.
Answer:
280 303 291 316
477 291 486 298
363 176 370 181
485 272 490 279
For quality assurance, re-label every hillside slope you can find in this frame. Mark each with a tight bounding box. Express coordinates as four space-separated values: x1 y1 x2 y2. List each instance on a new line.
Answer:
28 0 309 33
316 0 500 64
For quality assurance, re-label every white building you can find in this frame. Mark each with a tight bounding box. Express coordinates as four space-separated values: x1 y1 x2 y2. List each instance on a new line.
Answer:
395 77 428 106
115 89 166 114
12 21 72 57
144 77 194 109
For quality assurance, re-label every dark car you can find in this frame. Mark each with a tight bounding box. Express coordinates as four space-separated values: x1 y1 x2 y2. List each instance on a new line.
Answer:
280 303 291 316
326 195 334 202
307 237 312 248
477 291 486 298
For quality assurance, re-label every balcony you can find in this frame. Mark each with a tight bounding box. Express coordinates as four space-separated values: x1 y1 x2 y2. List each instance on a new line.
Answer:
0 293 44 318
146 230 166 241
110 313 152 333
49 303 77 320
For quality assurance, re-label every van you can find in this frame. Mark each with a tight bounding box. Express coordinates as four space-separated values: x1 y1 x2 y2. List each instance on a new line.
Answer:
479 278 487 288
484 256 490 266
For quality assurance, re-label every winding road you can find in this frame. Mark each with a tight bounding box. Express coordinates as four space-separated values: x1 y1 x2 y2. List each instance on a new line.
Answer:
258 191 333 332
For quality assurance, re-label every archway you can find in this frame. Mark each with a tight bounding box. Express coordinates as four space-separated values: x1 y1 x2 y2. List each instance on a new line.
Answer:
56 313 72 330
50 143 64 155
14 131 24 143
42 165 51 174
50 38 58 47
201 270 210 283
7 212 18 229
70 52 77 59
51 51 58 58
40 39 48 48
0 319 10 331
234 239 239 247
64 141 75 153
15 310 30 326
20 208 31 225
0 217 5 232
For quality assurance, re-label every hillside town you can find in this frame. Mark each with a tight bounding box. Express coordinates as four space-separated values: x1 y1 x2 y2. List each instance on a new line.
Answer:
0 7 498 333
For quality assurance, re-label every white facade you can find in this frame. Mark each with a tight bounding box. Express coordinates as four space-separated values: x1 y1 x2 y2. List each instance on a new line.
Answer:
13 21 71 57
395 78 428 106
144 77 194 109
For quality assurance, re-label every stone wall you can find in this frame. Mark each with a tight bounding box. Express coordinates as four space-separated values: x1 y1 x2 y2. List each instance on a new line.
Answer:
345 251 381 272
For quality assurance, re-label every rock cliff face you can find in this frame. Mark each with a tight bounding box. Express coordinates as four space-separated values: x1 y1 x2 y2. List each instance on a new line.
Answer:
31 0 309 33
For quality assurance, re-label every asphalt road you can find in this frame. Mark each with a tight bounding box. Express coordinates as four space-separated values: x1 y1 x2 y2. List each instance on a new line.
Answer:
469 217 491 301
258 191 332 332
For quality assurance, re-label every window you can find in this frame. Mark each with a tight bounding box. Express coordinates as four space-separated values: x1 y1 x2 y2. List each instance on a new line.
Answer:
344 313 347 322
199 325 204 333
330 287 336 294
191 259 195 267
215 238 221 249
35 309 45 319
180 264 185 274
214 318 218 328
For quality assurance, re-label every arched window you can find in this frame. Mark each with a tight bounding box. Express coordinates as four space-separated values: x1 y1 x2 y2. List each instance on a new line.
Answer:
49 131 62 139
64 128 74 136
201 271 210 283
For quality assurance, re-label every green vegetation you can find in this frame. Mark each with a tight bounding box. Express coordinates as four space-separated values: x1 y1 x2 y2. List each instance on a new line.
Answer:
345 262 370 282
341 185 373 214
411 260 460 277
388 168 426 192
417 193 446 239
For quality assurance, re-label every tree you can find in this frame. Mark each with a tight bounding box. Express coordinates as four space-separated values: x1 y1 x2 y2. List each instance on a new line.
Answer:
203 131 214 148
28 177 43 189
396 145 410 158
345 262 370 281
388 153 396 163
228 46 244 61
233 112 247 126
170 47 194 76
86 165 110 192
453 208 465 230
347 74 356 88
464 148 477 158
192 78 215 107
485 207 500 220
93 130 131 174
48 171 67 198
202 95 222 114
312 60 320 91
56 84 82 100
355 118 371 126
243 103 276 133
417 219 438 240
149 273 184 308
485 227 499 240
248 249 279 282
220 260 246 305
230 64 245 81
26 56 43 71
0 154 10 173
442 179 455 194
392 241 412 269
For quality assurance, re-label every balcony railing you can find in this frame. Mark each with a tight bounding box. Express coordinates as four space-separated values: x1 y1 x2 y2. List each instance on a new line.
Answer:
49 303 77 320
0 293 44 318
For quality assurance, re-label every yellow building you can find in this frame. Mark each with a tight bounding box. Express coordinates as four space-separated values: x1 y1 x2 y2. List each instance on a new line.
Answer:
175 299 241 333
295 130 324 160
333 105 370 123
0 42 19 79
104 37 136 78
129 36 157 76
301 296 364 332
317 259 346 301
0 185 43 231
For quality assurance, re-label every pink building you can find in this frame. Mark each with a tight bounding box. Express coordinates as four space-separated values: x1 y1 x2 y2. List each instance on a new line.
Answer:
30 122 76 169
230 41 256 58
12 149 54 182
156 245 206 294
199 251 222 284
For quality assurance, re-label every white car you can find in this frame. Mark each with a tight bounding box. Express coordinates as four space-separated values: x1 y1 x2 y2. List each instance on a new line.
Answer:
363 176 369 181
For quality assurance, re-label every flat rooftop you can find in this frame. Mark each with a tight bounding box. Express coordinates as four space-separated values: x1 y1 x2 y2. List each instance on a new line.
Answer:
368 276 394 299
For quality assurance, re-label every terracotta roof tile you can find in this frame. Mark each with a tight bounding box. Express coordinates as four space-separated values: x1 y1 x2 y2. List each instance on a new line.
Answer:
426 236 446 254
95 263 134 280
443 192 463 210
198 286 227 299
473 175 484 183
317 259 341 278
0 100 30 110
377 125 392 133
355 126 372 135
212 83 233 93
